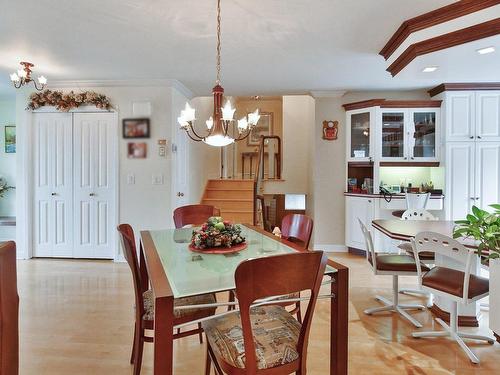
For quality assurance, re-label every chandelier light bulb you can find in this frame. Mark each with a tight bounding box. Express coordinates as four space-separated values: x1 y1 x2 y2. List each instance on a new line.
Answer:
248 109 260 125
221 101 235 121
206 116 214 129
17 69 27 78
10 73 19 82
183 103 196 122
38 76 47 85
237 117 248 131
177 116 189 129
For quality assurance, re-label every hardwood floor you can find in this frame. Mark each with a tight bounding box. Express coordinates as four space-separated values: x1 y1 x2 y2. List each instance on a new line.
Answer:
17 254 499 374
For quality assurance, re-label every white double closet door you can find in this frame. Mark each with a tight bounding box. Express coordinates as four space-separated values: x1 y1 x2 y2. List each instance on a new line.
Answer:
34 112 118 259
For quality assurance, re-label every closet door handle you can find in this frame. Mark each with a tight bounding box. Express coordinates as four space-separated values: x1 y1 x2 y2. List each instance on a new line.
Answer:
89 193 96 197
51 192 57 196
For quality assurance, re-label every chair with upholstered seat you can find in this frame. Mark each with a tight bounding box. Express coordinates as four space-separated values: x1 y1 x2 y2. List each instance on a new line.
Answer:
203 251 327 375
173 204 221 228
411 232 494 364
0 241 19 375
359 219 427 327
117 224 217 375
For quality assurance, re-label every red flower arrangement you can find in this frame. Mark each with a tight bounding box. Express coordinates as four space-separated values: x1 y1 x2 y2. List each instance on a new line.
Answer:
191 217 245 249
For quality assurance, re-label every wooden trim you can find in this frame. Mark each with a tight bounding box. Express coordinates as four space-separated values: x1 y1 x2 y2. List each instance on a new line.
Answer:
140 231 173 298
387 18 500 76
429 82 500 97
429 303 479 327
381 100 442 108
330 265 348 375
343 99 441 111
342 99 385 111
494 332 500 343
348 247 366 256
379 161 440 167
380 0 500 60
348 161 374 168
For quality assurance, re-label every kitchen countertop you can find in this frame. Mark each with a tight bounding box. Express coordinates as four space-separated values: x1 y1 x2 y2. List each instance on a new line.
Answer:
344 192 444 199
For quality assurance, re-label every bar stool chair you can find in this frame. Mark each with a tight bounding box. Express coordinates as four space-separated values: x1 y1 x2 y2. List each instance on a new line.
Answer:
405 192 430 210
411 232 494 364
398 209 436 304
359 219 427 328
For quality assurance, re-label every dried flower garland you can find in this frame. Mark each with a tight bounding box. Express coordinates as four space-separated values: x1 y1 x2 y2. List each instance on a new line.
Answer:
27 89 112 112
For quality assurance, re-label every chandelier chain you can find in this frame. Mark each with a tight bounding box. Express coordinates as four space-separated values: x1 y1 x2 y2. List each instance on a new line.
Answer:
216 0 221 85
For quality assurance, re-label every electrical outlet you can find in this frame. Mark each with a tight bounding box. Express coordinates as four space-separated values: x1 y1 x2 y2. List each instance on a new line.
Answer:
127 174 135 185
152 174 164 185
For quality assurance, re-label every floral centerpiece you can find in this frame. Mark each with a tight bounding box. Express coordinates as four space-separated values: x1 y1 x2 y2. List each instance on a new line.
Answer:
191 216 245 250
0 176 14 199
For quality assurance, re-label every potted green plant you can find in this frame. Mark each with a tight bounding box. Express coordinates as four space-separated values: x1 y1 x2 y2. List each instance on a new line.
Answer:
453 204 500 342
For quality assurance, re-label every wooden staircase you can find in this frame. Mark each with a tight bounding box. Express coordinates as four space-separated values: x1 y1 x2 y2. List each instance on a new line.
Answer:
201 179 254 224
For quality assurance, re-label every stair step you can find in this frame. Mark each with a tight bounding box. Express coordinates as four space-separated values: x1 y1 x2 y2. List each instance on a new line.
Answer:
205 189 254 199
202 199 253 211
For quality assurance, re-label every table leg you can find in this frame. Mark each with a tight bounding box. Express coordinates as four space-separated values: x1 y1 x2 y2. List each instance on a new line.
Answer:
331 268 348 375
154 295 174 374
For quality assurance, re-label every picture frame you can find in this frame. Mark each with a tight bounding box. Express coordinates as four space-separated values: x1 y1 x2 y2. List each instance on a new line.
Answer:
123 118 150 138
247 112 273 146
4 125 16 153
127 142 147 159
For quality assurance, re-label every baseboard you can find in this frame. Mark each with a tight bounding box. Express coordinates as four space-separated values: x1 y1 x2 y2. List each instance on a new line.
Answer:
312 244 347 252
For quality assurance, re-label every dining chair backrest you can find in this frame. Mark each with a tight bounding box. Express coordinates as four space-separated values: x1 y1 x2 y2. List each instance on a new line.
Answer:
358 219 377 273
281 213 314 249
405 192 430 210
412 231 474 302
173 204 221 228
234 251 327 373
117 224 146 323
401 209 436 221
0 241 19 375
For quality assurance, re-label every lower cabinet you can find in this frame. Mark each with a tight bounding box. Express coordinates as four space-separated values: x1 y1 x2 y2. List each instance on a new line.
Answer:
345 196 375 251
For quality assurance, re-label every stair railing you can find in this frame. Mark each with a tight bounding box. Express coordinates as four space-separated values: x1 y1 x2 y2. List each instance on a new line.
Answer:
253 135 281 225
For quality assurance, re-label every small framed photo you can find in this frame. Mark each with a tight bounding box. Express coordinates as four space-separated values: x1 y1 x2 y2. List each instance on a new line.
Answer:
127 142 147 159
247 112 273 146
4 125 16 153
123 118 150 138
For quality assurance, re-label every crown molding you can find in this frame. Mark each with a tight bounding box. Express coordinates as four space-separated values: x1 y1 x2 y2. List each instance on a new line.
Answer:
309 90 347 98
429 82 500 97
387 18 500 77
46 79 194 99
380 0 500 60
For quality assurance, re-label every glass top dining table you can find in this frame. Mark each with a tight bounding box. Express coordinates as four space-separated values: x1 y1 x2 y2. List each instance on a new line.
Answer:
139 224 348 375
148 225 337 298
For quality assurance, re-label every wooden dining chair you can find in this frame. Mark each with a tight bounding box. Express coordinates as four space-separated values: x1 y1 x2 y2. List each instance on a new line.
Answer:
0 241 19 375
173 204 221 228
411 232 494 364
203 251 327 375
117 224 217 375
281 213 314 249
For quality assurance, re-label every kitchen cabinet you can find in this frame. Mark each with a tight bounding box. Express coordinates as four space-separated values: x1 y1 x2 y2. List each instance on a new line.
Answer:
346 108 375 162
345 195 376 251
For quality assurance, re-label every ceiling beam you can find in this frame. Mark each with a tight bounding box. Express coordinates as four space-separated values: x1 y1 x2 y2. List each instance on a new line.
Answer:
379 0 500 60
387 18 500 77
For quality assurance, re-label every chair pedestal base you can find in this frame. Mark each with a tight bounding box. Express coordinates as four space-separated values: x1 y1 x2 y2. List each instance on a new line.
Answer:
412 302 494 364
399 288 433 308
364 275 425 328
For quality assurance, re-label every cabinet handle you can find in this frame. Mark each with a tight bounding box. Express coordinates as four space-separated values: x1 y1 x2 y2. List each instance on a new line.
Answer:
470 136 474 139
475 197 480 200
89 193 96 197
470 197 475 200
368 200 372 203
477 136 482 139
410 157 414 160
404 157 408 160
51 192 57 196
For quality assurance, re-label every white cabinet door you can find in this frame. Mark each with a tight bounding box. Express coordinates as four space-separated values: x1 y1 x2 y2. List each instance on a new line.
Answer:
347 108 375 162
445 143 475 220
33 113 74 257
446 92 475 142
345 196 375 251
73 113 117 259
408 109 439 161
475 142 500 212
476 92 500 141
379 109 407 161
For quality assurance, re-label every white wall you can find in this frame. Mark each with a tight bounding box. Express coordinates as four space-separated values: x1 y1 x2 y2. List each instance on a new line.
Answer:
313 90 430 251
0 99 16 216
15 83 196 258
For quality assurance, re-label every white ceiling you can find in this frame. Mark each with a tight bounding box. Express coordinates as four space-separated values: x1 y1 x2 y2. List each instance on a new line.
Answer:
0 0 498 99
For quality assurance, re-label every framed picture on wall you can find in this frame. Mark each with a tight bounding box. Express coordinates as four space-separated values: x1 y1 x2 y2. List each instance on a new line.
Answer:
127 142 147 158
4 125 16 153
247 112 273 146
123 118 150 138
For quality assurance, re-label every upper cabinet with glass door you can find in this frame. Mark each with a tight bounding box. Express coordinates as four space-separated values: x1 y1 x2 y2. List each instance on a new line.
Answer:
346 108 375 162
378 107 439 162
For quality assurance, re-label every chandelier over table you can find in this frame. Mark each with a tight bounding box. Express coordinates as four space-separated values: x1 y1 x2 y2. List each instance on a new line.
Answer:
177 0 260 147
